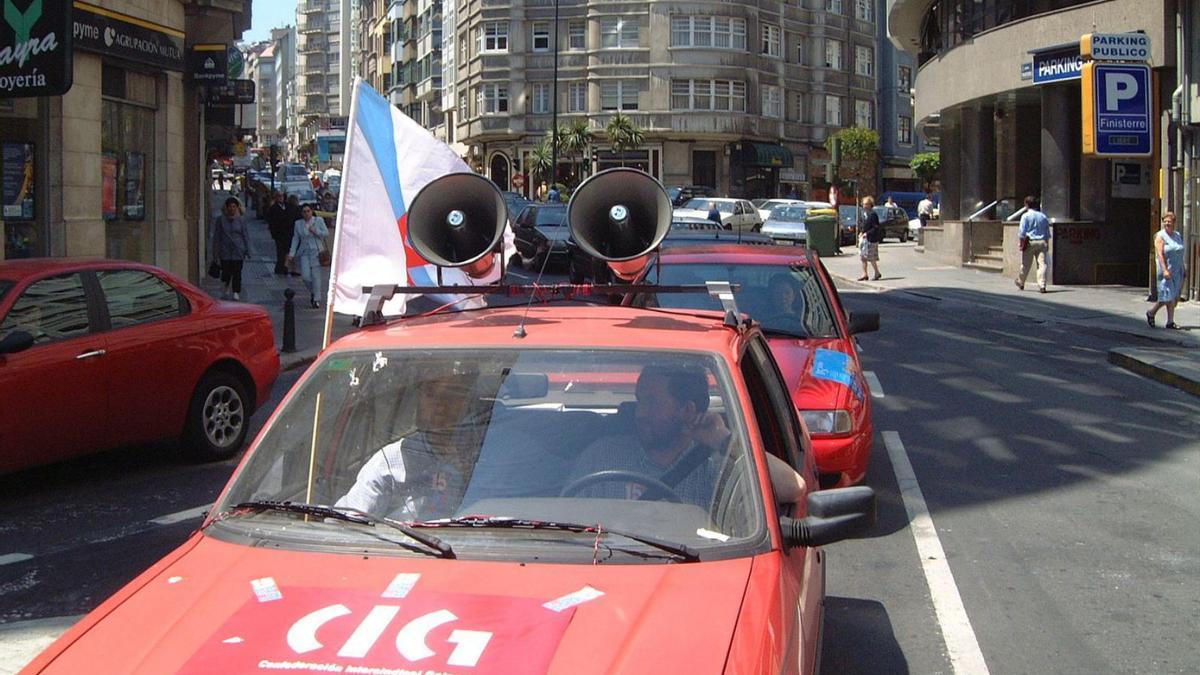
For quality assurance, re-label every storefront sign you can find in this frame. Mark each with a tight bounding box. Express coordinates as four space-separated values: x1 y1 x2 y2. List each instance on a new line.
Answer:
1082 32 1151 62
0 0 73 98
1082 62 1152 157
1111 161 1151 198
226 45 243 79
188 43 226 83
1 142 34 220
72 1 184 72
207 78 254 105
1030 44 1082 84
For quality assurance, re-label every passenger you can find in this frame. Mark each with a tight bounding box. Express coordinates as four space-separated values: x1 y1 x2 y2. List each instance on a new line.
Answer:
767 273 801 317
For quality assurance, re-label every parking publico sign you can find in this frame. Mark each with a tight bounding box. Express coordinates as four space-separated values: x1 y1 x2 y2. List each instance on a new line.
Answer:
1082 62 1152 157
1081 33 1151 62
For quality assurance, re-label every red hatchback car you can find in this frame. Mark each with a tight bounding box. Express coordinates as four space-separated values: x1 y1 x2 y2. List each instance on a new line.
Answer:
629 245 879 487
0 258 280 473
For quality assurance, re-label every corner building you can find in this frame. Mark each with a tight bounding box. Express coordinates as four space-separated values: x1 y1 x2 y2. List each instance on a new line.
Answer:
889 0 1175 285
450 0 879 200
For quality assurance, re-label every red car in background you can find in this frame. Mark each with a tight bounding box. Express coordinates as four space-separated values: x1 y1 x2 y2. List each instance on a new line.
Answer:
629 245 879 487
0 258 279 474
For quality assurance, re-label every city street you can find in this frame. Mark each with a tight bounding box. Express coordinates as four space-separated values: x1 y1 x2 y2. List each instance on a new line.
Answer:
2 272 1196 673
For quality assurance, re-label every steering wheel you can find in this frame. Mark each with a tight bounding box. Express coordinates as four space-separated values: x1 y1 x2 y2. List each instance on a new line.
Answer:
559 470 685 503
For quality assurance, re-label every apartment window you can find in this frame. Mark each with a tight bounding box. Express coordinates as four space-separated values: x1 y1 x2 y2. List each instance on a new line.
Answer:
899 115 913 145
532 22 550 51
478 21 508 53
532 82 550 114
600 18 638 49
762 84 782 118
568 81 587 112
600 80 638 110
793 92 807 123
477 83 509 114
670 79 746 112
826 0 842 13
855 0 873 21
825 39 842 69
459 35 467 62
855 45 873 76
795 35 804 65
458 90 467 119
898 65 912 91
762 24 780 58
670 16 746 50
568 20 585 50
855 99 873 128
825 95 841 125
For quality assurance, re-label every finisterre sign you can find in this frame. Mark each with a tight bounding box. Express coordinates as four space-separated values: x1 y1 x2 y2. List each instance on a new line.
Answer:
1082 62 1152 157
0 0 74 98
72 1 184 72
1081 32 1151 62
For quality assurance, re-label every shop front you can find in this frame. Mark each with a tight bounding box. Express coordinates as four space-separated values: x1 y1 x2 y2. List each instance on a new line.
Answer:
730 142 794 200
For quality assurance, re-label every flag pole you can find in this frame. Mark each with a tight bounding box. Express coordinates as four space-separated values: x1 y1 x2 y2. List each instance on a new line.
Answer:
322 77 364 350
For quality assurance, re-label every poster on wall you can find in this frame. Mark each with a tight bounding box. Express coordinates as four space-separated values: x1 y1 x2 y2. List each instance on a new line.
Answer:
124 152 145 219
2 142 35 220
102 152 118 220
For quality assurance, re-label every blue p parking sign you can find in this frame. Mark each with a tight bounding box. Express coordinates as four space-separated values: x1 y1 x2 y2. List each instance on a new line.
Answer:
1082 62 1152 157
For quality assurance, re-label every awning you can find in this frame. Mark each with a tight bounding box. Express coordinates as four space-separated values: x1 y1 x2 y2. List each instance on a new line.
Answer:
741 142 794 168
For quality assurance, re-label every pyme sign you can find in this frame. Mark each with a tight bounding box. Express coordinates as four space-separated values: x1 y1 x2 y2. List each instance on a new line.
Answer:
0 0 73 97
1082 62 1152 157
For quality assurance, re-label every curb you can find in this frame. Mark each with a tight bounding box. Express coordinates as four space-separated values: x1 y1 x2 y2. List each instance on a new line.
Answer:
0 615 81 674
279 349 320 373
1107 349 1200 398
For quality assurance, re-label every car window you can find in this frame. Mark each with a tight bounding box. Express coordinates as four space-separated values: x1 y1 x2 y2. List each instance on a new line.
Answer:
740 338 805 477
0 280 12 304
639 262 840 339
98 269 187 329
534 207 568 226
0 273 91 345
214 348 766 562
770 206 807 221
682 198 711 210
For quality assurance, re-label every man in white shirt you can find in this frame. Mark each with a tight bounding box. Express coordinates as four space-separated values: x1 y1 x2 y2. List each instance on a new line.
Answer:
917 193 935 228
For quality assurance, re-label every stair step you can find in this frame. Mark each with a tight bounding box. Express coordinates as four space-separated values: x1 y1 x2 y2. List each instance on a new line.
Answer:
963 261 1003 273
973 253 1004 263
986 246 1004 255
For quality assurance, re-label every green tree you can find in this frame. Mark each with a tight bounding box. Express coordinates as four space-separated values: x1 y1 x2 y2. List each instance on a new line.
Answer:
530 134 555 184
910 151 940 191
604 113 646 167
826 127 880 198
557 119 592 184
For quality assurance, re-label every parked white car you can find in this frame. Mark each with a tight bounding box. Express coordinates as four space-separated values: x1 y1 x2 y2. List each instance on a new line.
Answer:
674 198 763 231
751 198 806 222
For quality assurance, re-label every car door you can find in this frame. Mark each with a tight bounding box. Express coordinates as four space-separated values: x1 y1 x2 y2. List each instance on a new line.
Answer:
0 272 109 471
96 268 204 448
513 207 537 258
740 337 822 675
742 201 762 230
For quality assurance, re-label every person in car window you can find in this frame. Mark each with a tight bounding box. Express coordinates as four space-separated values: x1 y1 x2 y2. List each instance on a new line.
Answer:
766 273 803 318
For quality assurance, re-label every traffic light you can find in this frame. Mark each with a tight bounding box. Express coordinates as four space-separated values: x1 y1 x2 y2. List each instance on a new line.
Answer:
830 137 842 167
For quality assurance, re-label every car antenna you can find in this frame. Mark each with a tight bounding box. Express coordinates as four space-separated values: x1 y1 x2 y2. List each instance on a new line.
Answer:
513 217 558 339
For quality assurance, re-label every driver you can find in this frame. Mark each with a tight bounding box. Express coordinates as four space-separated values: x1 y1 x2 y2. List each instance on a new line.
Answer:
766 273 802 317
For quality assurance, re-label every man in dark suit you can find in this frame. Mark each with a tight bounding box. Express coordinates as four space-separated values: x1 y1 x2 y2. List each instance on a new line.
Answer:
265 191 292 275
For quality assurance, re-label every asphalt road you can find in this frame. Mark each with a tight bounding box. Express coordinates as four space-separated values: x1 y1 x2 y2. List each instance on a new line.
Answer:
2 271 1198 674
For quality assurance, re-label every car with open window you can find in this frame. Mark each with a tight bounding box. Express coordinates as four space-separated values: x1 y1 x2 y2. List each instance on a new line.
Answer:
0 258 279 474
25 170 874 675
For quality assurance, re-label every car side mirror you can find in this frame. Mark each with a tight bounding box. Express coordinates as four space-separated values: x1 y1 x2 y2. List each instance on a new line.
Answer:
848 311 879 335
0 330 35 356
779 485 876 548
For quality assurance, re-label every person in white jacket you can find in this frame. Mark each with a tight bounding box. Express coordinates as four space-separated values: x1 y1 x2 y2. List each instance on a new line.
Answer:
287 204 329 308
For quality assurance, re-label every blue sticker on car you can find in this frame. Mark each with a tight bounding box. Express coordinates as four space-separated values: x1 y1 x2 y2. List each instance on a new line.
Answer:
811 348 864 402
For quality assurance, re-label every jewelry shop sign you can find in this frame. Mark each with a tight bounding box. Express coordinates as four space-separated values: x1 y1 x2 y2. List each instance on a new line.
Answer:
0 0 74 98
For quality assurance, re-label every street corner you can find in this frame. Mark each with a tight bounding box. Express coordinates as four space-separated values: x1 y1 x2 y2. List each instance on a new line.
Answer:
1108 347 1200 398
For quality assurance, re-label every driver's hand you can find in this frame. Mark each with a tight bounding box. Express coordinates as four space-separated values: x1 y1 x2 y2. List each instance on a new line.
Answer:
689 411 731 450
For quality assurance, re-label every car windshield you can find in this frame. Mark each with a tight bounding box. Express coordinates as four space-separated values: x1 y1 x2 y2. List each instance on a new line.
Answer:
639 262 840 339
0 280 12 304
667 187 682 200
769 206 807 221
530 206 567 226
211 348 765 562
683 199 730 213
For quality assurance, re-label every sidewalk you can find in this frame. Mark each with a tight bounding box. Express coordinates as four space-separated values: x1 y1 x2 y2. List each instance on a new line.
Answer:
820 241 1200 397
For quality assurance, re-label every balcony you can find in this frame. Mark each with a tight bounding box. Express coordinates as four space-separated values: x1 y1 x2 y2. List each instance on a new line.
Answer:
300 0 324 14
299 38 326 54
299 19 326 35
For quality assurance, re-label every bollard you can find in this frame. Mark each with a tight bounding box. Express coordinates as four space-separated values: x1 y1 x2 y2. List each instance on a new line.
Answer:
282 288 297 353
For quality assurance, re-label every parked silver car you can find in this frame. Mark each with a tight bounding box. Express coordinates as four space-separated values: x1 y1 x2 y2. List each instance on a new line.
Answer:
761 204 811 245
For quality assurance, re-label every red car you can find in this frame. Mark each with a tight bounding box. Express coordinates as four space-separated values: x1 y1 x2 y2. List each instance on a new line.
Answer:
0 258 280 473
628 245 879 487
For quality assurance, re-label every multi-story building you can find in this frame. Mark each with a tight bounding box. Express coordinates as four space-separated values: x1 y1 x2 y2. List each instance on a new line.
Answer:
449 0 877 200
385 0 445 138
875 0 928 195
272 26 297 153
296 0 354 154
356 0 393 96
248 44 278 146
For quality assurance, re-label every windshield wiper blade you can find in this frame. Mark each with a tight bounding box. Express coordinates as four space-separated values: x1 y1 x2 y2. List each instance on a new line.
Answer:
411 515 700 562
231 500 454 559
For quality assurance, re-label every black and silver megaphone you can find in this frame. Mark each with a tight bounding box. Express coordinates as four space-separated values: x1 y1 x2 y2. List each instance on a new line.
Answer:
567 168 671 281
407 172 507 279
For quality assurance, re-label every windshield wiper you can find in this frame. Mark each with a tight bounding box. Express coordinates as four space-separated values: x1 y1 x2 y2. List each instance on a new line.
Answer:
409 515 700 562
230 500 454 559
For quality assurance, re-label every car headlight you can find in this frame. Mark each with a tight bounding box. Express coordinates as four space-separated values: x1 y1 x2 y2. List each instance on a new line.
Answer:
799 410 852 435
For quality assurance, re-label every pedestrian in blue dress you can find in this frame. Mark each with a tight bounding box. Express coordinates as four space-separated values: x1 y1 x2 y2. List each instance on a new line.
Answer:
1146 212 1187 329
287 204 330 309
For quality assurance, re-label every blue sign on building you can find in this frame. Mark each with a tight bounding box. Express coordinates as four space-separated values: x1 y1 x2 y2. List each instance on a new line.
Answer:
1084 63 1152 157
1031 45 1082 84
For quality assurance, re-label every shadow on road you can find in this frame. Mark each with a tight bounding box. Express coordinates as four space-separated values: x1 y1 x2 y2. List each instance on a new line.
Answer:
820 597 908 674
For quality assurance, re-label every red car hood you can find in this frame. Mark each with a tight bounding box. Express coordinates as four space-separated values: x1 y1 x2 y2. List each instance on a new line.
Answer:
765 335 857 411
33 535 754 675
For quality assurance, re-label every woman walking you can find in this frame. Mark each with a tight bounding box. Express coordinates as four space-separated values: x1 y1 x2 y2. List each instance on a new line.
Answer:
857 196 883 281
211 197 249 300
1146 212 1187 329
288 203 330 309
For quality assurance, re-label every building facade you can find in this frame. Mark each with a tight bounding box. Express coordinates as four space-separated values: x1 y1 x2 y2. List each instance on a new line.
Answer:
384 0 445 138
1171 0 1199 300
296 0 354 154
0 0 252 283
272 26 297 152
889 0 1175 285
875 0 928 194
449 0 878 200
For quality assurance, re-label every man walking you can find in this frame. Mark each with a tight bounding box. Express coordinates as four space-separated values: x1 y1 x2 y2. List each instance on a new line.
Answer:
1015 195 1051 293
265 191 292 275
918 192 934 228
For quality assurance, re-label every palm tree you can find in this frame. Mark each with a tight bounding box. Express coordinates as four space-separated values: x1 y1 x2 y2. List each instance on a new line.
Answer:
604 113 646 168
530 134 554 185
558 119 592 184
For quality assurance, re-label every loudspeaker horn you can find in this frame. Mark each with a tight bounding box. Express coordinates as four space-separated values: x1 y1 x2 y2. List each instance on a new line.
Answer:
567 168 671 281
407 172 507 279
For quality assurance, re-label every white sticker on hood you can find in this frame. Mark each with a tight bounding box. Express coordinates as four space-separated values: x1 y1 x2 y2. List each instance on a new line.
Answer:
251 577 283 602
382 572 420 598
372 351 389 372
221 637 244 644
542 586 604 612
696 528 731 542
167 576 183 584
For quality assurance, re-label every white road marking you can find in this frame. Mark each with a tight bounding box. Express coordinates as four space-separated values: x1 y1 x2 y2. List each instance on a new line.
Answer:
0 553 33 566
149 505 209 526
864 371 884 398
882 431 990 675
